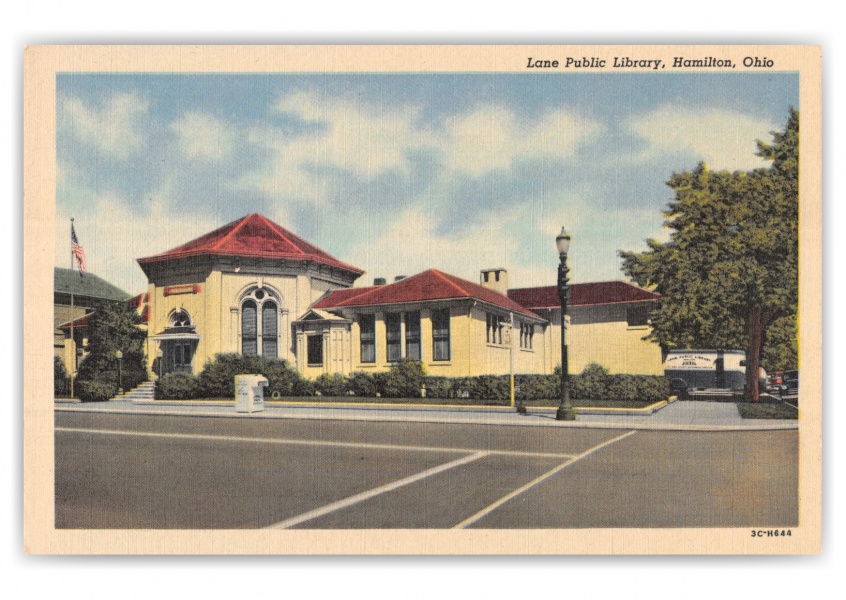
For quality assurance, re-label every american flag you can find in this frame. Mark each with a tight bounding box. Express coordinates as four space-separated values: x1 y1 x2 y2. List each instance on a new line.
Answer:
71 223 87 272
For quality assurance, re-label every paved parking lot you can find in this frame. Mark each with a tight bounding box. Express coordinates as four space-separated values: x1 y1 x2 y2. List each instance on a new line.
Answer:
55 410 798 529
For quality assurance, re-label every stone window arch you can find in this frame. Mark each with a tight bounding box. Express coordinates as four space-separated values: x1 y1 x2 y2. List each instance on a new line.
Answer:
239 286 282 359
169 308 193 328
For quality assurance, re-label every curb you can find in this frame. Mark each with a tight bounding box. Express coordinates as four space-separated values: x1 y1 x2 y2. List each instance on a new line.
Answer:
54 401 799 432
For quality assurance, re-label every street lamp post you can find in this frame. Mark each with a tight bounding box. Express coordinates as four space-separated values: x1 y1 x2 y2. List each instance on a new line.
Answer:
115 350 124 395
555 228 576 421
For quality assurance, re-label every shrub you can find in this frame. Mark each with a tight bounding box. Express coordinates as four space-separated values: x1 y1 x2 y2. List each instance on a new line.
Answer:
263 360 301 397
157 372 201 399
422 376 453 399
76 380 117 402
293 377 317 396
316 373 350 397
466 375 509 401
515 373 557 402
378 359 426 398
198 353 265 398
348 371 378 397
54 357 70 397
571 362 610 401
197 353 301 398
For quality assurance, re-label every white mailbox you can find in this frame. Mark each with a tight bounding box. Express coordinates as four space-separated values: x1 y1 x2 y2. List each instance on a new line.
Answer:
235 374 269 413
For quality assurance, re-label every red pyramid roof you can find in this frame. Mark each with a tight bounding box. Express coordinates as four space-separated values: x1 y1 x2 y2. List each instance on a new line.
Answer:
507 281 660 309
137 213 364 275
313 269 544 321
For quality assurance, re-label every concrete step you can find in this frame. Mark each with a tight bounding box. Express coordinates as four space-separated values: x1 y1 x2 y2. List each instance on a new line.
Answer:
113 382 157 401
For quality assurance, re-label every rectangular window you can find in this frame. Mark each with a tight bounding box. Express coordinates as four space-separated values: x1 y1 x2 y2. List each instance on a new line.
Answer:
385 313 402 362
627 305 649 327
486 313 502 345
405 311 421 361
432 309 451 361
519 323 534 349
307 335 323 366
360 314 376 363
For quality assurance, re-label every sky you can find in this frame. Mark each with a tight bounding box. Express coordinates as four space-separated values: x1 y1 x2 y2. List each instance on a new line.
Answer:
55 71 799 295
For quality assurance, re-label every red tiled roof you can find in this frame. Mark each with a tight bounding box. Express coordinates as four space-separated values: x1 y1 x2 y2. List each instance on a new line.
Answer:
313 269 544 321
508 281 660 310
137 213 364 276
127 292 150 323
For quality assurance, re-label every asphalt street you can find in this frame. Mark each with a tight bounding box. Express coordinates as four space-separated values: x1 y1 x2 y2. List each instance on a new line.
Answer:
55 411 798 529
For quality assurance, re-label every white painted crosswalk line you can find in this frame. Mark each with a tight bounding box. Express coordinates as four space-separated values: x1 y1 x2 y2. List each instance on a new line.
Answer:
265 451 490 529
453 430 637 529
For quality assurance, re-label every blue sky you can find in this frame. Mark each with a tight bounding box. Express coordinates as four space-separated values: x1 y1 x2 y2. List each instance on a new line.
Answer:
56 72 799 295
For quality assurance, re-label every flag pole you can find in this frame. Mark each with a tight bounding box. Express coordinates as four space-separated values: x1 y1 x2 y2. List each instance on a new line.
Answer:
70 218 75 398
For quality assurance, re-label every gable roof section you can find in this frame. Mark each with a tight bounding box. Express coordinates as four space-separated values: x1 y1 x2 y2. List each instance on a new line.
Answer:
313 269 543 320
137 213 364 276
54 268 130 301
508 281 660 310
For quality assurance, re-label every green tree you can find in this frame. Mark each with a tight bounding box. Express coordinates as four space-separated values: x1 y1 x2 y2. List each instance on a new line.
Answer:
620 109 798 402
76 301 148 390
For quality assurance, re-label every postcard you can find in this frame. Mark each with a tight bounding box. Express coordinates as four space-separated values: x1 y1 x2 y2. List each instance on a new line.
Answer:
24 45 821 554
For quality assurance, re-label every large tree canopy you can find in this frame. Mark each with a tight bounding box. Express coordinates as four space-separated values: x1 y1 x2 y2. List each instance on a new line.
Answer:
620 109 798 401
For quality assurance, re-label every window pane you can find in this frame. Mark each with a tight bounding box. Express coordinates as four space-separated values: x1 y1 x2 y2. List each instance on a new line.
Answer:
386 313 401 362
432 309 450 361
627 306 649 327
262 301 278 359
242 300 257 356
307 335 323 365
360 314 376 363
405 311 421 361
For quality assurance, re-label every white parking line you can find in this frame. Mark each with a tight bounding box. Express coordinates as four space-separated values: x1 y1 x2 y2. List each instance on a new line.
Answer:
55 427 577 459
265 451 491 529
453 430 638 529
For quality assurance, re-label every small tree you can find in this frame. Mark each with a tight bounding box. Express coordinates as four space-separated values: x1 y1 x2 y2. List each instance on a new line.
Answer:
76 301 147 390
54 356 70 397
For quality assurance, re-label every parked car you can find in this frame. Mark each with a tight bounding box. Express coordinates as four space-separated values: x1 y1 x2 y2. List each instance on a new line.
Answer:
767 371 785 394
782 370 799 396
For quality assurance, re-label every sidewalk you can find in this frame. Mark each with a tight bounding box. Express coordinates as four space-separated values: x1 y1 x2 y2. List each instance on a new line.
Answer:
55 397 799 432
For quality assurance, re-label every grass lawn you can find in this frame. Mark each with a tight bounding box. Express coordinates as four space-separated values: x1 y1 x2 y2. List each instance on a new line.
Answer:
736 402 799 420
267 396 654 409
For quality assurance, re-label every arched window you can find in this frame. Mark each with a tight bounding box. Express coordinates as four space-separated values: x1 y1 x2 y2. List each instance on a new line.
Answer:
240 287 281 359
170 309 192 328
242 300 258 356
262 301 278 359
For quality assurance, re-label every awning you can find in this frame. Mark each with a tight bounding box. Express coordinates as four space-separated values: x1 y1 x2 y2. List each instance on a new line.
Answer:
149 329 201 342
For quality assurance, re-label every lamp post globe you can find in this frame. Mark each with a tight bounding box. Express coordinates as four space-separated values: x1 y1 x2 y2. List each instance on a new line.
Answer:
555 227 576 421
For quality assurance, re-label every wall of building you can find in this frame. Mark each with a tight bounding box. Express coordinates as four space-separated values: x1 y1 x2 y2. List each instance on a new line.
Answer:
539 303 663 376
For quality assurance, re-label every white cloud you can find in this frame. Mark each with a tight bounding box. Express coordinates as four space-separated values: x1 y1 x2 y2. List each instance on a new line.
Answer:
59 92 149 159
169 111 237 161
630 105 775 171
274 91 424 177
55 190 221 295
440 106 603 177
346 207 525 287
236 91 606 202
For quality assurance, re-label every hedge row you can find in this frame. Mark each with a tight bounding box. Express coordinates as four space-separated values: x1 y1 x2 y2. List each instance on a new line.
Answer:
156 354 670 404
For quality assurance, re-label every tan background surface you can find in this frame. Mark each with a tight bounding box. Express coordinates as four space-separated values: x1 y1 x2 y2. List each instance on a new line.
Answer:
24 44 822 555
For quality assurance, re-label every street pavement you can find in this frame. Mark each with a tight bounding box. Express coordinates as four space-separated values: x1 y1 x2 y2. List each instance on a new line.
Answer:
55 396 799 431
54 400 799 529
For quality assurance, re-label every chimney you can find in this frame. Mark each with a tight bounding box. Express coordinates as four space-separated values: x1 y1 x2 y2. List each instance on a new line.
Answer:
374 277 387 286
480 268 509 296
